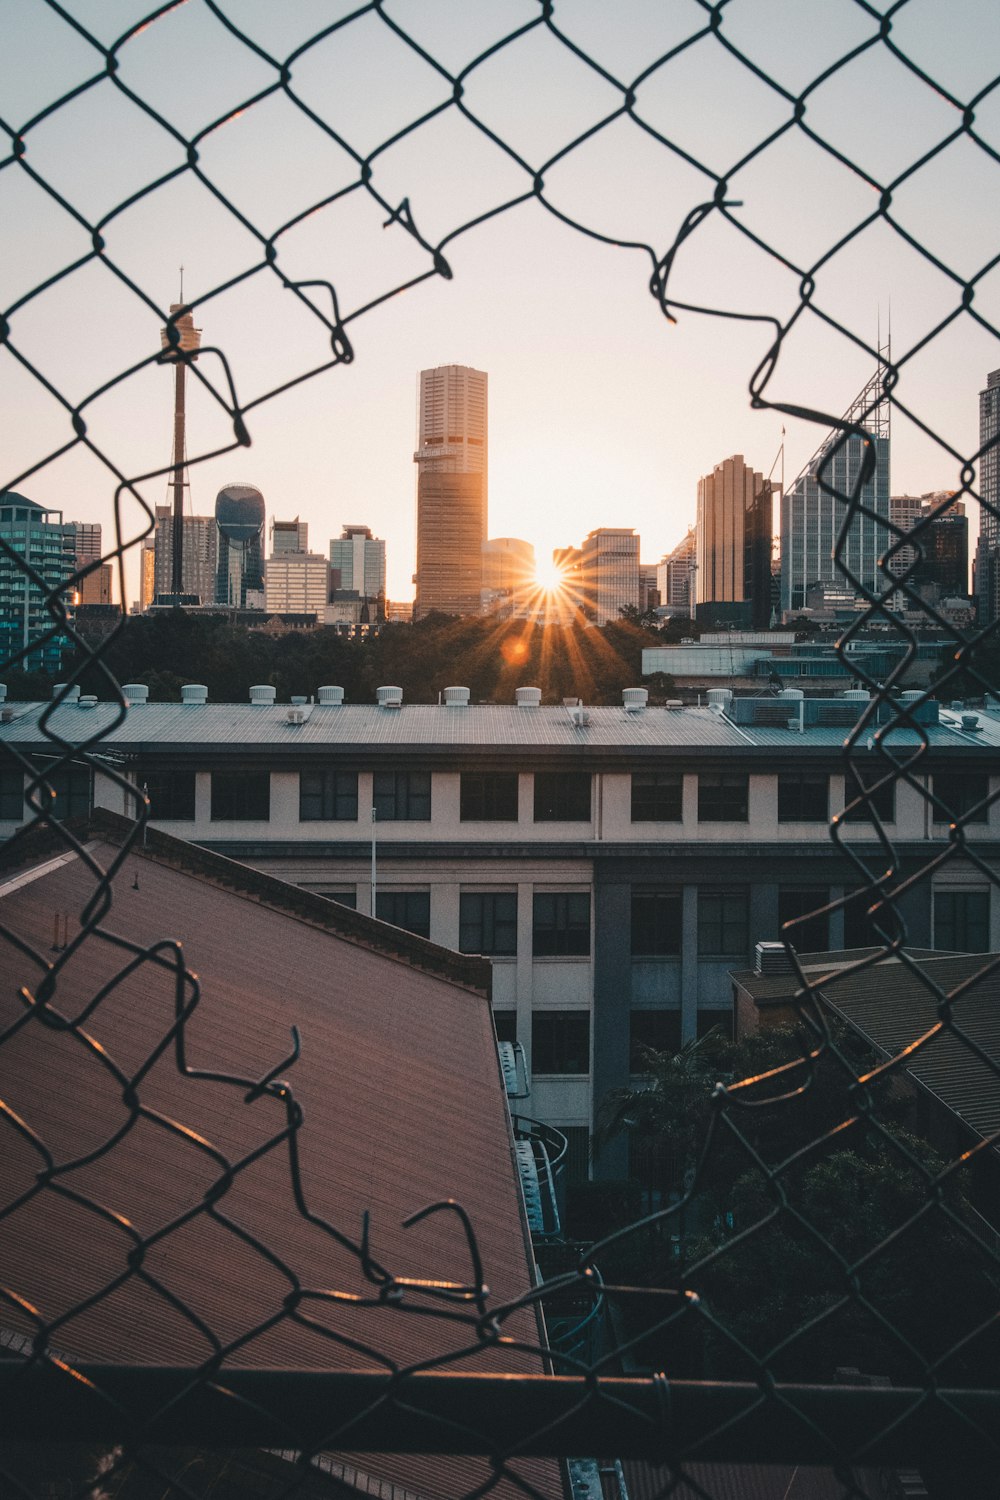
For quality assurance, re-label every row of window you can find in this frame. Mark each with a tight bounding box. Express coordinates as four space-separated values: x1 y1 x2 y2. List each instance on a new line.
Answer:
2 766 990 827
336 884 993 959
492 1007 733 1075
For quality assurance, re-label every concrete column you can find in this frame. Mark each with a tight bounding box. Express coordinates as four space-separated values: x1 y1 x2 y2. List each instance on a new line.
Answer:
680 884 698 1042
516 881 535 1065
433 882 461 950
592 878 631 1180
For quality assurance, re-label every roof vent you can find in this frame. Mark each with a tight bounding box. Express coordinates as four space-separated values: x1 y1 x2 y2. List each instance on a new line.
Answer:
317 685 344 706
0 684 7 704
286 706 308 725
755 941 794 976
122 683 149 705
623 687 649 712
961 713 982 732
515 686 542 708
181 683 208 705
778 688 804 701
53 683 80 702
376 685 403 709
842 689 870 702
250 684 276 706
290 695 308 706
951 699 964 712
665 699 684 710
443 685 470 707
78 695 98 711
1 707 13 723
705 688 732 712
900 690 923 704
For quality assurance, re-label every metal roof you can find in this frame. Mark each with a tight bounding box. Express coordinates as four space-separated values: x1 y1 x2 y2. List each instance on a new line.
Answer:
1 699 995 755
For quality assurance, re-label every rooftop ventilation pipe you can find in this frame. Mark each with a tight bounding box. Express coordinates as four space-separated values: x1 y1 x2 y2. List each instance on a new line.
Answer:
705 688 731 713
778 688 804 701
515 686 542 708
842 689 870 702
290 695 308 706
53 684 80 702
181 684 208 705
286 706 308 725
317 685 344 706
376 685 403 709
78 695 98 710
250 685 276 706
443 686 470 707
622 688 649 712
122 683 149 706
900 690 923 704
961 713 982 732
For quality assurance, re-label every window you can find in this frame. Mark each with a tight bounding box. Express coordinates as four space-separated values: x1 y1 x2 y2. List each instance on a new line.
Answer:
459 892 517 955
934 890 989 951
932 772 989 825
778 886 829 954
559 1126 591 1183
631 771 683 822
299 768 358 821
630 1009 682 1068
37 761 92 819
698 773 748 822
533 771 591 822
373 769 431 820
697 1009 733 1042
323 890 357 910
532 1011 590 1074
532 892 590 956
843 886 889 949
0 769 23 820
492 1010 517 1044
211 769 270 821
843 765 895 823
143 768 196 821
778 772 829 823
375 890 430 938
460 772 518 821
631 887 682 956
698 888 749 956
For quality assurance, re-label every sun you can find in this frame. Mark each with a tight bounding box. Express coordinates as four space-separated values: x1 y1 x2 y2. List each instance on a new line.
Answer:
533 558 566 593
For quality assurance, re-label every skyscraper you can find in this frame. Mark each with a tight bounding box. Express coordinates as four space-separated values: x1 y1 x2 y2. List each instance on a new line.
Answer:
579 527 640 625
0 492 75 672
696 454 772 628
215 482 265 609
976 370 1000 624
413 365 487 619
657 527 697 614
152 505 217 605
780 368 890 616
271 518 309 555
330 524 386 600
482 537 534 616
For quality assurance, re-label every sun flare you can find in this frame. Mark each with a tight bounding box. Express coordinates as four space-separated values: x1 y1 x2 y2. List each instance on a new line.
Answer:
533 559 566 593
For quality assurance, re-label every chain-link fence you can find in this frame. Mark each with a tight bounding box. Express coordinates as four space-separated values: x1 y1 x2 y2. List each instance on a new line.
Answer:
2 2 1000 1497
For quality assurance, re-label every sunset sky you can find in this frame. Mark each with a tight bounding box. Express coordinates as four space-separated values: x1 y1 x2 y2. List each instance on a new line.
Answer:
3 0 999 605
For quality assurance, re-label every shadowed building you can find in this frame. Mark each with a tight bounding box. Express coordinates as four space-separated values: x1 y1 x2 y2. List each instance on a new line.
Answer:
215 482 265 609
413 365 487 619
696 455 772 629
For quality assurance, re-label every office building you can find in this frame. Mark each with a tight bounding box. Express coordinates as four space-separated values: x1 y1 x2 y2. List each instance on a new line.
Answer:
697 455 772 629
413 364 488 619
264 551 329 616
151 505 218 606
65 521 102 565
656 527 697 615
65 520 112 605
482 537 535 616
890 492 969 604
579 527 640 625
780 368 890 616
5 684 997 1174
0 492 75 672
330 524 386 601
215 482 265 609
977 370 1000 624
139 535 156 612
271 517 309 555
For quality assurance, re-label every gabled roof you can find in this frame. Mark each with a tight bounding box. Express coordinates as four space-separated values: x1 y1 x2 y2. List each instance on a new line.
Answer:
0 813 561 1500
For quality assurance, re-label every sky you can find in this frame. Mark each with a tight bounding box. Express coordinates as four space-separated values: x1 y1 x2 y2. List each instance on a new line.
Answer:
3 0 999 606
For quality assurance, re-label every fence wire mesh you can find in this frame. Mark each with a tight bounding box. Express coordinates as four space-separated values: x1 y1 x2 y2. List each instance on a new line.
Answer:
2 1 1000 1498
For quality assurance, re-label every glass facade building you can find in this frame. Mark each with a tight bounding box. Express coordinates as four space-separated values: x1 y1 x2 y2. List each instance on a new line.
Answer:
0 492 75 672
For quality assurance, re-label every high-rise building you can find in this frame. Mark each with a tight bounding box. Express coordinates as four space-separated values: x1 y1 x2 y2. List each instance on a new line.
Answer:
413 364 487 619
579 527 640 625
0 492 75 672
215 483 265 609
139 536 156 613
657 527 697 614
65 521 102 565
330 524 386 600
921 495 968 598
780 368 890 616
65 520 112 606
482 537 535 616
271 517 309 555
696 454 773 628
264 552 329 616
159 301 202 596
152 505 217 606
976 370 1000 624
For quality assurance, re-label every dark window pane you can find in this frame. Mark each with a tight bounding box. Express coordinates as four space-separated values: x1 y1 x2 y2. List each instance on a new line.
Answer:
143 768 196 821
932 773 989 824
698 773 748 822
934 890 989 951
493 1010 517 1044
373 769 431 821
37 761 92 819
778 772 829 823
631 771 683 822
697 1009 733 1042
843 886 890 949
532 892 590 956
210 769 270 821
630 1009 682 1068
0 769 24 820
375 890 430 938
631 887 682 956
778 886 830 953
459 892 517 955
324 890 357 909
698 888 749 956
460 772 518 821
844 765 895 823
534 771 591 822
300 768 358 821
532 1011 590 1073
559 1125 591 1182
